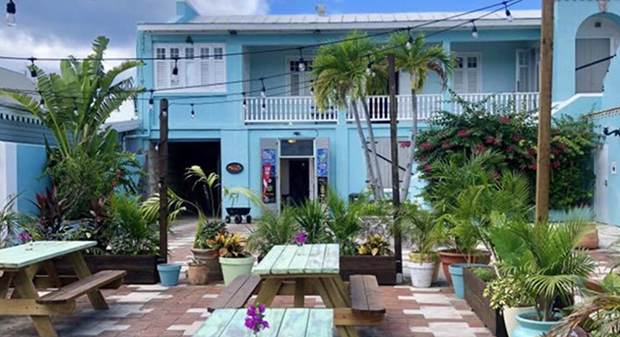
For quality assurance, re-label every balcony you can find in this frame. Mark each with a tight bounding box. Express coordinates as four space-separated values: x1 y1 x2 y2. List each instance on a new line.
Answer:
244 92 539 124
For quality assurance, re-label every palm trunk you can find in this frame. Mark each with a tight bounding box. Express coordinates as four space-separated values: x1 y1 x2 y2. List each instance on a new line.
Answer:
351 101 381 200
360 97 384 197
401 88 418 200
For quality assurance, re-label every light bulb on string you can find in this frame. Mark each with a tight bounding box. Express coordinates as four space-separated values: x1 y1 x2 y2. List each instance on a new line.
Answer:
148 90 154 111
261 102 266 113
298 48 306 72
72 97 79 116
171 58 179 82
310 80 314 94
190 104 195 119
504 2 513 22
6 0 15 27
471 21 478 38
260 78 266 98
406 34 413 50
242 92 248 111
28 57 37 79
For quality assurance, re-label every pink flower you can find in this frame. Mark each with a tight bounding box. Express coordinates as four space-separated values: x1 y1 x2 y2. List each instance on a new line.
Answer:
552 160 561 169
513 134 523 141
399 141 412 148
475 144 486 153
506 145 515 152
497 116 511 124
441 141 451 149
552 148 562 155
485 136 497 145
527 148 536 156
529 162 537 170
457 129 469 137
519 164 527 171
423 164 432 172
294 230 306 246
491 171 500 179
420 141 432 151
419 156 427 163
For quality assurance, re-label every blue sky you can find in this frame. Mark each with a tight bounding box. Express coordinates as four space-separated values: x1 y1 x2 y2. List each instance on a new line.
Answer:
268 0 540 14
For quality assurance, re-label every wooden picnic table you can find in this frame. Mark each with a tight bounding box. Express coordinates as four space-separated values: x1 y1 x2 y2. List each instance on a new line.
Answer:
0 241 125 337
195 308 334 337
252 244 359 337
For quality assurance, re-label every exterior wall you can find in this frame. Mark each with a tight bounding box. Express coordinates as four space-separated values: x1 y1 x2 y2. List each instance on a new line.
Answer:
590 113 620 225
0 141 48 214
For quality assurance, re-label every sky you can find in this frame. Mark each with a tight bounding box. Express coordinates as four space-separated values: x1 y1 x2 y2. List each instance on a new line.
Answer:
0 0 541 121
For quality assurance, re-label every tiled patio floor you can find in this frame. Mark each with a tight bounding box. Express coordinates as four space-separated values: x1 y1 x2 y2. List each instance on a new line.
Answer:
1 220 618 337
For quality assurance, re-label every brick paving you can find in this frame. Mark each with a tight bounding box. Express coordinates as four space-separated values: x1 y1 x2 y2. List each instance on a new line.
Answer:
1 220 618 337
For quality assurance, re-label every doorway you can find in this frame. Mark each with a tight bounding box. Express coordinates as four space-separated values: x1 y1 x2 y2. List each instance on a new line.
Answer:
280 158 312 207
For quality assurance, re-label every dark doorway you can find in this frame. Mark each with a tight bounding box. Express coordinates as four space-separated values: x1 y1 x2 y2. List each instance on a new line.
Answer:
288 159 310 205
167 141 221 217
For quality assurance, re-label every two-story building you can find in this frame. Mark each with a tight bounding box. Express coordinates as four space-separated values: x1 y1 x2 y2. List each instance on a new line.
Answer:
132 0 620 220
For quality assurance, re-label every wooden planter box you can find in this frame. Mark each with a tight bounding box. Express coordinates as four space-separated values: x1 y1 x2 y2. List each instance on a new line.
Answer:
339 256 396 285
36 255 159 287
463 267 508 337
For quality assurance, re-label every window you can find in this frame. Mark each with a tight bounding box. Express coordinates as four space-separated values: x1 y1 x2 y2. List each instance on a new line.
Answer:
516 48 540 92
452 53 480 93
153 43 227 92
288 59 313 96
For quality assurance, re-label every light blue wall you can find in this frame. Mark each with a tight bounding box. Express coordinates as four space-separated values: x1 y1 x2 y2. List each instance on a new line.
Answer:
16 143 48 214
603 52 620 109
591 115 620 226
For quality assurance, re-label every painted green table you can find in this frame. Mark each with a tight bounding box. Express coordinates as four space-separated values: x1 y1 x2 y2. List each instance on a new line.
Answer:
0 241 110 337
252 244 358 337
194 308 334 337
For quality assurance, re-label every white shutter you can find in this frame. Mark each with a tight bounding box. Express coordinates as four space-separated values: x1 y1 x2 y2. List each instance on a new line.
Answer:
466 56 479 93
453 57 465 93
200 47 211 87
213 46 226 92
184 47 197 87
290 73 301 96
156 61 168 89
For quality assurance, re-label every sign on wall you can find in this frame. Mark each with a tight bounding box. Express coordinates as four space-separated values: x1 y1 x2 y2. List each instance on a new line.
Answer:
315 138 329 203
261 148 277 204
226 162 244 174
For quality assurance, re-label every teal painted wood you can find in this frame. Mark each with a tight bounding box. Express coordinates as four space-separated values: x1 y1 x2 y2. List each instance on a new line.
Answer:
306 309 335 337
270 245 299 274
287 244 313 274
194 309 237 337
253 245 285 275
303 244 327 274
322 244 340 274
0 241 96 269
194 308 333 337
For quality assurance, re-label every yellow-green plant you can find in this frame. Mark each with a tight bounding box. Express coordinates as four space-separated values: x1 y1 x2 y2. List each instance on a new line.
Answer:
207 232 251 258
357 234 392 256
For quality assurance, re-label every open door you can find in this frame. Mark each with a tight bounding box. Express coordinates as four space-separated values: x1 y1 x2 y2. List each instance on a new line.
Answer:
260 139 278 213
315 138 329 204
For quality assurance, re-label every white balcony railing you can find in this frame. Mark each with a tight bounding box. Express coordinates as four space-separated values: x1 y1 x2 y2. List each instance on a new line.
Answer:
243 92 539 123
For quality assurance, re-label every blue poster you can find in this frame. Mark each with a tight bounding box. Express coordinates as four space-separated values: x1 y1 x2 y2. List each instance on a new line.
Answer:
316 148 328 177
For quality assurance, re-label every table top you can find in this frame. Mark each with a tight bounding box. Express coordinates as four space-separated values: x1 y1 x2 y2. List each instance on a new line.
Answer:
194 308 334 337
0 241 96 270
253 244 339 276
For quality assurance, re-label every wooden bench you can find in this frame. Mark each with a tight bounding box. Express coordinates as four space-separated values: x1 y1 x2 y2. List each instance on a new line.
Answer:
349 275 386 315
37 270 125 304
207 274 261 312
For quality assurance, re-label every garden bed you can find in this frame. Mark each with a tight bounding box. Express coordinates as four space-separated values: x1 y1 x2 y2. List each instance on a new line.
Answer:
463 267 508 337
35 255 159 287
339 256 396 285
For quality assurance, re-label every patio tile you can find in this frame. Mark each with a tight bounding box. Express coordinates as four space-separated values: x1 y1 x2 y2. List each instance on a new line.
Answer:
108 292 163 303
78 304 154 318
404 306 475 319
399 293 453 304
56 320 130 336
410 322 489 337
167 320 206 336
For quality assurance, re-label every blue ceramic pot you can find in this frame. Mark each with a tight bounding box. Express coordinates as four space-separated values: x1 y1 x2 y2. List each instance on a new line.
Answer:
512 311 559 337
157 263 182 286
448 263 488 299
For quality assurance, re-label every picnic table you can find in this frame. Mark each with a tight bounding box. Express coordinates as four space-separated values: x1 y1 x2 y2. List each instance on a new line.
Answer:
0 241 125 337
195 308 334 337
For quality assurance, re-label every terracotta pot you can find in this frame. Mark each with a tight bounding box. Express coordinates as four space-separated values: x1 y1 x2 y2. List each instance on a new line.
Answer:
437 249 491 286
187 263 209 285
577 226 599 250
191 247 223 281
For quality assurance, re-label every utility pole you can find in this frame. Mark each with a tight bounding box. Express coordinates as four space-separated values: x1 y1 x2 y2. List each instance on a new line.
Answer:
159 99 169 262
535 0 554 222
388 53 402 282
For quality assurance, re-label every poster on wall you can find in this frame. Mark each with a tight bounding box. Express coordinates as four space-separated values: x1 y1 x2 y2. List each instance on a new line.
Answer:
316 148 329 177
261 148 277 204
317 176 328 203
315 138 329 204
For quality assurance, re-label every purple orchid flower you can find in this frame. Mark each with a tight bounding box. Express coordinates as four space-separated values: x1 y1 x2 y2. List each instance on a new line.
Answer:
19 232 32 243
294 230 306 246
245 303 269 335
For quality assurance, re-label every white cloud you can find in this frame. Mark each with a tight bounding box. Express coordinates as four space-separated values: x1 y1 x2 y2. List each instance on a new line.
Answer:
189 0 269 15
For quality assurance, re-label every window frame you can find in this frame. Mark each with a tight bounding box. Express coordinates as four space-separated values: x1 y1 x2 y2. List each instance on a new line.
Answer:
452 52 482 94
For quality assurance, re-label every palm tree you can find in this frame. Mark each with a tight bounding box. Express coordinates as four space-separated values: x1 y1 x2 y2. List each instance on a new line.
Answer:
0 36 143 161
313 31 384 199
390 31 455 200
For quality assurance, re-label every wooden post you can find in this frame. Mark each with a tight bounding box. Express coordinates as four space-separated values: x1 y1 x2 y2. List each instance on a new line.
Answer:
388 53 402 280
159 99 169 262
535 0 554 222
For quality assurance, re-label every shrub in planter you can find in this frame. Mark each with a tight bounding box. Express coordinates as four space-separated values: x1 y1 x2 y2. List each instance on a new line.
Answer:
208 232 254 286
357 234 392 257
484 274 535 337
247 207 298 258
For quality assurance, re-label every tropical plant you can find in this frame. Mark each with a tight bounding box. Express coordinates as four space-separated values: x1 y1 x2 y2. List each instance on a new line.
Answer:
313 31 385 199
472 267 496 283
294 199 329 244
390 31 455 199
0 36 144 218
247 207 298 257
207 232 251 258
103 193 159 255
357 234 392 256
397 203 443 259
33 186 78 240
484 273 536 310
490 220 595 321
0 195 32 248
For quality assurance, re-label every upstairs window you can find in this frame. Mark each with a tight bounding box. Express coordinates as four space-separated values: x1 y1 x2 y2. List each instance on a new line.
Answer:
153 43 227 92
288 58 313 96
452 53 480 94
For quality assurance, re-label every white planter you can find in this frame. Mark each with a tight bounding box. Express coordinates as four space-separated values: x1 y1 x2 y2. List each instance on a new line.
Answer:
409 261 435 288
504 306 534 337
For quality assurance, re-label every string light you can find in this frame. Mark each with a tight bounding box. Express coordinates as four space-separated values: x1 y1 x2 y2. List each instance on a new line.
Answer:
242 92 247 110
310 79 314 94
298 48 306 72
38 91 44 106
190 103 195 118
504 1 513 22
406 33 413 50
6 0 15 27
171 58 179 82
260 78 266 98
366 55 373 76
148 89 154 111
72 96 78 116
471 21 478 38
28 57 37 78
261 101 266 113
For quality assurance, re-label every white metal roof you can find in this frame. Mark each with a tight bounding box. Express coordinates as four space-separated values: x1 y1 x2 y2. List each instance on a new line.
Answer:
138 9 541 32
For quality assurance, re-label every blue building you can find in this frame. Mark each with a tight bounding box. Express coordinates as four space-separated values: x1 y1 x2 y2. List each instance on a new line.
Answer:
130 0 620 224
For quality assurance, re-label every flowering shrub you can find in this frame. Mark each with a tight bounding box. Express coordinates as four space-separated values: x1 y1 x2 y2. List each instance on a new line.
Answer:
415 96 600 210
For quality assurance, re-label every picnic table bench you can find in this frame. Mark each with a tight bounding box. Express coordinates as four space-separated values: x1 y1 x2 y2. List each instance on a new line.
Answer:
195 308 334 337
0 241 125 337
207 244 386 337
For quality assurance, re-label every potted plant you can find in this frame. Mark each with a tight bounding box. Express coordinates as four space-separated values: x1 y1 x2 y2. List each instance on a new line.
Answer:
357 233 393 256
490 220 595 337
186 258 209 285
191 219 227 281
398 204 443 288
484 274 535 337
207 231 255 285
